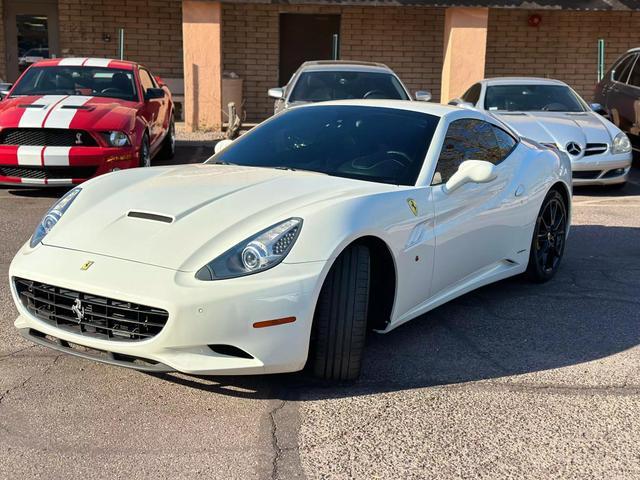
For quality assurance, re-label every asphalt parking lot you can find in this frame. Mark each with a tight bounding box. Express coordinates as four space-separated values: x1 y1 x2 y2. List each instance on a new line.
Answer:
1 146 639 479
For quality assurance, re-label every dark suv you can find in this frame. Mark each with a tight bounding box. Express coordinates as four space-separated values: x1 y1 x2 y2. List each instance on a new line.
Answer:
594 48 640 153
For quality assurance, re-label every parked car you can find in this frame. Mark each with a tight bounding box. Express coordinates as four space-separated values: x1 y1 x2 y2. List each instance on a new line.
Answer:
0 57 175 186
450 77 632 187
11 100 571 381
268 60 431 114
594 48 640 155
18 47 50 70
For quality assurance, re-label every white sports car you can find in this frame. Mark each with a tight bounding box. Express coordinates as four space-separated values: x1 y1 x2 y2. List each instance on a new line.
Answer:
10 101 572 381
450 77 633 187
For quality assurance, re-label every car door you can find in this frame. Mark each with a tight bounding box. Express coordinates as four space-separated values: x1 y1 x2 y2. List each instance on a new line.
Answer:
138 67 163 146
429 118 523 296
616 56 640 150
603 53 636 130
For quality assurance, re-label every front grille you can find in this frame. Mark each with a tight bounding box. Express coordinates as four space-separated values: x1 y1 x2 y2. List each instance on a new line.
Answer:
14 278 169 342
0 128 98 147
584 143 608 157
0 165 97 179
572 170 601 180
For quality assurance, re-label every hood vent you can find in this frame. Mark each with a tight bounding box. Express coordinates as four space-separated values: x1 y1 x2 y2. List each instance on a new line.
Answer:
127 211 174 224
18 104 46 109
61 105 94 111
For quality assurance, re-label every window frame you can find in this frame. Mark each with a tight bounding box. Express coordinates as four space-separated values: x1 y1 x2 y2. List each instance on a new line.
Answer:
611 53 637 85
462 83 481 105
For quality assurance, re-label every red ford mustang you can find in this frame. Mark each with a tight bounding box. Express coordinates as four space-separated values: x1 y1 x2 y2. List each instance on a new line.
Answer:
0 58 175 186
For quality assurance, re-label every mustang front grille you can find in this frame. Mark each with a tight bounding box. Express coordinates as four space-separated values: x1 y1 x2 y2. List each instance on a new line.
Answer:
0 165 98 179
0 128 98 147
14 278 169 342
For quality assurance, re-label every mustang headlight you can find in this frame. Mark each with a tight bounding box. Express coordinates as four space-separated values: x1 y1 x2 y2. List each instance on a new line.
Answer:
196 218 302 280
102 131 130 147
30 187 81 248
612 132 632 154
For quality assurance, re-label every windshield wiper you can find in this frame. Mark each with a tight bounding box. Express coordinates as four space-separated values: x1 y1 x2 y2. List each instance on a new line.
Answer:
211 160 236 165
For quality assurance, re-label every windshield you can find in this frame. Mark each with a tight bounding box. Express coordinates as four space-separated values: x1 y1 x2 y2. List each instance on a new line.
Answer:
207 106 439 186
11 66 138 101
484 84 586 112
288 71 410 103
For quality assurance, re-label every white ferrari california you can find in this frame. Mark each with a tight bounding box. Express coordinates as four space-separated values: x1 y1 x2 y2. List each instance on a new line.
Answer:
10 100 572 381
450 77 632 187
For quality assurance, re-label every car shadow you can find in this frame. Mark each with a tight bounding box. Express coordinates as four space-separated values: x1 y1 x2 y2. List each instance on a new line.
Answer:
151 223 640 401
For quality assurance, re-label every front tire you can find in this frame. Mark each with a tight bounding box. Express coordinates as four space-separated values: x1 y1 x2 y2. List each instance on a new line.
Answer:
311 245 370 381
158 115 176 160
526 189 568 283
139 133 151 168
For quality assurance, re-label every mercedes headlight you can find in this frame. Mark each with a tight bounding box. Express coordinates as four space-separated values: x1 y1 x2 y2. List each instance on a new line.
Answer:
30 187 81 248
612 132 632 154
102 131 130 147
196 218 302 280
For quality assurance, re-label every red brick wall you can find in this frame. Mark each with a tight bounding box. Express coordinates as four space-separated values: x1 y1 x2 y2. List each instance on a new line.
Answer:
486 9 640 101
57 0 183 78
222 3 444 123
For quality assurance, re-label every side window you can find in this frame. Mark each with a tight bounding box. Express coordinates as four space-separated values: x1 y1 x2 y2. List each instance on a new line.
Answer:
462 83 481 105
613 54 636 83
139 69 155 93
492 125 517 158
432 119 509 185
628 59 640 88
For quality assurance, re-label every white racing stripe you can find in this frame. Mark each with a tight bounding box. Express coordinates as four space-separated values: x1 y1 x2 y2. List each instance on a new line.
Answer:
20 178 47 185
58 58 87 66
46 178 75 185
42 147 71 166
84 58 111 67
17 146 43 166
43 96 94 129
18 95 67 128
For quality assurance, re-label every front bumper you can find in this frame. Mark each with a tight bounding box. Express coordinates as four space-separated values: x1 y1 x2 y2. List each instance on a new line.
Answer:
0 145 138 187
10 243 327 375
571 151 632 186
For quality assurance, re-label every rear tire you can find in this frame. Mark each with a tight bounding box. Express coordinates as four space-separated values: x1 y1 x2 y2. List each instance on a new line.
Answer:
526 189 567 283
311 245 370 381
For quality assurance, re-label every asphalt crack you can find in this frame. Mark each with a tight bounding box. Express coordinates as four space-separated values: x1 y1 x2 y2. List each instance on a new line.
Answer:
0 354 62 408
269 399 287 480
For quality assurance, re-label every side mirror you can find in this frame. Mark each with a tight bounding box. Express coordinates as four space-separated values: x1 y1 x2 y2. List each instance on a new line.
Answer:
154 76 165 87
214 139 234 154
415 90 432 102
268 87 284 100
449 99 475 109
590 103 606 114
144 87 165 101
444 160 497 194
0 83 13 99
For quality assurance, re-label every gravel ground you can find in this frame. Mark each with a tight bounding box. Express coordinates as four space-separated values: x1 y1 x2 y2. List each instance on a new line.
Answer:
0 150 639 479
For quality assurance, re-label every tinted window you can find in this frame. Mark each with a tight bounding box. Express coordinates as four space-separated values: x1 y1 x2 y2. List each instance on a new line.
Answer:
288 71 410 103
484 84 585 112
432 119 511 185
492 125 517 157
11 66 137 101
612 54 636 83
462 83 481 104
208 106 439 186
628 59 640 88
139 69 155 92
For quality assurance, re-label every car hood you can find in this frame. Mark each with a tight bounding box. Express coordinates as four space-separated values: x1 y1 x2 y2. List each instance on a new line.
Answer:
492 111 615 150
0 95 138 131
42 164 388 271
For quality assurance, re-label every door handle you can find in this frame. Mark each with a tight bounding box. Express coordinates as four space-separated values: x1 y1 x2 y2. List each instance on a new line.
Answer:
515 184 525 197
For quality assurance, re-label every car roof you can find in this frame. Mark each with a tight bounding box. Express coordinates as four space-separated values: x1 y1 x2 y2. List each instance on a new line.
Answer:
480 77 568 87
295 99 469 117
33 57 136 70
297 60 394 74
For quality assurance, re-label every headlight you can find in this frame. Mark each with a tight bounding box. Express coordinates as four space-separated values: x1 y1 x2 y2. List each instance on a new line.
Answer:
196 218 302 280
102 131 130 147
30 187 81 248
612 132 632 154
